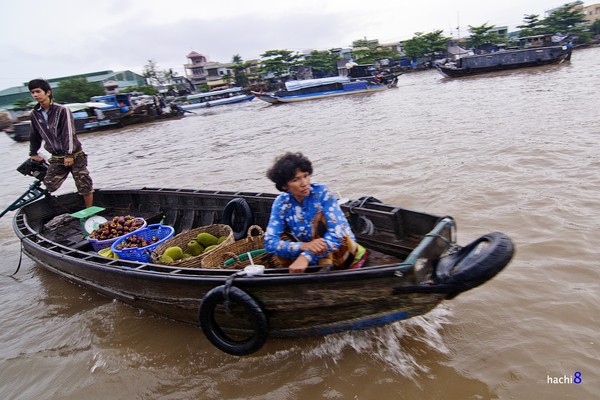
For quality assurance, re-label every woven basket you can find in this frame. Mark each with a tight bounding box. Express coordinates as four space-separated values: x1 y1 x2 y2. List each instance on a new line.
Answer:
201 225 280 269
150 224 234 268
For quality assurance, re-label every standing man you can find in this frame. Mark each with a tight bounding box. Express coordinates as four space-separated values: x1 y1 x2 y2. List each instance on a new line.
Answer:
28 78 94 208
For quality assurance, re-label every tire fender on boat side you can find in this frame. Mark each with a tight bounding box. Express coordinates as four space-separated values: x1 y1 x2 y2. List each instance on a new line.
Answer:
435 231 514 286
199 285 269 356
222 198 254 240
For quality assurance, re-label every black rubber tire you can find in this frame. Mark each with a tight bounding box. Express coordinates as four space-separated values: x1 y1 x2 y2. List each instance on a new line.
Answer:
199 285 269 356
222 198 254 240
435 231 514 285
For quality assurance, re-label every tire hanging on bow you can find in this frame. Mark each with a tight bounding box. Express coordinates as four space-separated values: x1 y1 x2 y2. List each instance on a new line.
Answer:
199 278 269 356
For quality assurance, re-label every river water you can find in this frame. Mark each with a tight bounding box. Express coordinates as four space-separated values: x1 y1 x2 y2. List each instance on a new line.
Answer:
1 47 599 399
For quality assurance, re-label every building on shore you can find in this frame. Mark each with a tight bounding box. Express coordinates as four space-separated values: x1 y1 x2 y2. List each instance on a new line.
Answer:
183 51 261 91
582 2 600 23
0 70 145 109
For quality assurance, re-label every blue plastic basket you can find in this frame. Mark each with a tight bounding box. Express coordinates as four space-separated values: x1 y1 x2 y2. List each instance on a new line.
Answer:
110 224 175 262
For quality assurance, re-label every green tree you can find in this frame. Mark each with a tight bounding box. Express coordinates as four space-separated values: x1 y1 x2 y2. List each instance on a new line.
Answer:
52 78 105 103
231 54 250 87
301 50 339 78
517 14 544 36
466 23 505 50
122 85 158 95
259 49 302 78
403 30 451 61
222 73 233 86
143 59 163 85
541 2 590 42
543 2 587 32
350 39 398 64
591 19 600 36
12 98 35 110
161 68 178 84
232 54 243 64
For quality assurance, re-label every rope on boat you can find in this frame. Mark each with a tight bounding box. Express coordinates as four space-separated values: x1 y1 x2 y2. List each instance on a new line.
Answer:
222 270 248 313
346 197 381 235
7 236 26 277
428 216 459 255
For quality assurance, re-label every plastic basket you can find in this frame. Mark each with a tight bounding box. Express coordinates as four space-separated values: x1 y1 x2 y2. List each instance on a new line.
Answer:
88 218 147 251
110 224 175 262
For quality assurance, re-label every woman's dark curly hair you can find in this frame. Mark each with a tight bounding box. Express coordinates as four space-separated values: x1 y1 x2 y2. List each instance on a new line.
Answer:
267 152 313 192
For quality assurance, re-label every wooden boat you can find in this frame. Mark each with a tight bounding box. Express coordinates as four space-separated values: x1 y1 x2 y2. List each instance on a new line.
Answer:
66 102 122 132
5 107 186 142
119 107 186 126
436 35 572 78
180 87 254 110
252 75 398 104
9 180 514 356
4 121 31 142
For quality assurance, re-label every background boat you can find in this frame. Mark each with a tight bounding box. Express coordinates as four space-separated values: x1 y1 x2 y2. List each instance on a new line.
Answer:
436 34 573 78
253 75 398 104
180 87 254 110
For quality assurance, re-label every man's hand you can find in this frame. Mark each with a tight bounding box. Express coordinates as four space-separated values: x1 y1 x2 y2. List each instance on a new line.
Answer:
64 157 74 167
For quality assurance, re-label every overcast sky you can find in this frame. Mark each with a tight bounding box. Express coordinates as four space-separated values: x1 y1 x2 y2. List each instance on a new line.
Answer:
1 0 566 90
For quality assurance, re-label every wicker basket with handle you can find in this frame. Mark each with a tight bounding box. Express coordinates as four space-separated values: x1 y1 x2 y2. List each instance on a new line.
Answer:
150 224 234 268
201 225 280 269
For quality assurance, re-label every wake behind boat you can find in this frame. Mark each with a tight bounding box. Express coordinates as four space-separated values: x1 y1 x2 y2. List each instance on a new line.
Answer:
5 162 514 356
252 75 398 104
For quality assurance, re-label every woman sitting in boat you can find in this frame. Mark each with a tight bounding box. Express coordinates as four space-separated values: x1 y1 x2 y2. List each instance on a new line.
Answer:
264 152 367 273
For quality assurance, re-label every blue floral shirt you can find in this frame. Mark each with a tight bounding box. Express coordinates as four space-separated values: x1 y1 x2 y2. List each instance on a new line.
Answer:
265 183 355 264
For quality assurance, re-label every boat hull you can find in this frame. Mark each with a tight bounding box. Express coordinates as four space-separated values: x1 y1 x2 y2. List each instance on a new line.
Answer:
436 45 572 78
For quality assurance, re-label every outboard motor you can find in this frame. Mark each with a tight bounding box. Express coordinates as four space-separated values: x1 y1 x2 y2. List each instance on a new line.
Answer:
16 158 49 181
0 159 49 219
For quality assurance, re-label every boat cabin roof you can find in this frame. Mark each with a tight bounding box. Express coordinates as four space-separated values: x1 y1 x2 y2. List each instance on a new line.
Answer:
90 93 133 107
187 87 244 100
284 77 350 91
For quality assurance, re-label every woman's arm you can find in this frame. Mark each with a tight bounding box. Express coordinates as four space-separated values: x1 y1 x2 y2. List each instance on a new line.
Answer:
300 185 348 261
264 196 304 259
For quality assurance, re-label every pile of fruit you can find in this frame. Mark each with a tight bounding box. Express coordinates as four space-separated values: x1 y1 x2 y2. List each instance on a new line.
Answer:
114 234 159 250
158 232 228 264
98 248 118 259
89 215 145 241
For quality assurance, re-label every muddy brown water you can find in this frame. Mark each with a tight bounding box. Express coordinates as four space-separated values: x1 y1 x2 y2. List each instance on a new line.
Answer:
1 47 598 399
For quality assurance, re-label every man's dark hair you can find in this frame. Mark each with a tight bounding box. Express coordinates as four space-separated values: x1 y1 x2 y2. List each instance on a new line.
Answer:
267 152 313 191
28 79 52 97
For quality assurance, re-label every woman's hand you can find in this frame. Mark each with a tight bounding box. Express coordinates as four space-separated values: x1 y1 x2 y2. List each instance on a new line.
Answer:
289 255 309 274
300 238 328 255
